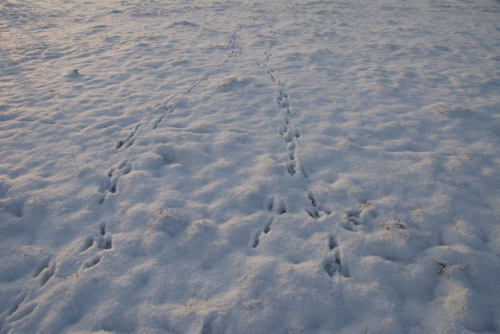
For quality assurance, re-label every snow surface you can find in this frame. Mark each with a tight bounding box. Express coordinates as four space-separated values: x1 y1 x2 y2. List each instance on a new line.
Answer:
1 0 500 333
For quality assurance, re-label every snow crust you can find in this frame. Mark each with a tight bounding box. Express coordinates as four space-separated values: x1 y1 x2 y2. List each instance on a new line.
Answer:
1 0 500 333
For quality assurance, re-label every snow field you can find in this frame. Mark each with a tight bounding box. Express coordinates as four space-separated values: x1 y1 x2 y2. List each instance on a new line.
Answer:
1 0 500 333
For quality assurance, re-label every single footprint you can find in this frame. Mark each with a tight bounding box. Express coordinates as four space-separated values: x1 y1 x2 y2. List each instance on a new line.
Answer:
81 236 94 252
263 197 286 215
287 161 296 176
323 256 342 277
7 293 27 317
83 256 101 270
98 160 131 204
263 217 273 234
202 321 213 334
328 235 338 250
276 199 287 215
97 222 112 250
305 192 331 218
265 196 275 212
33 257 51 279
323 252 349 278
33 257 57 287
39 263 56 287
342 209 362 231
7 302 38 323
252 230 262 248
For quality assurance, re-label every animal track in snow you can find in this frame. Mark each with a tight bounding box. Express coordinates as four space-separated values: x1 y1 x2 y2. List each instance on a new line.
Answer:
186 73 210 93
278 117 290 136
86 223 113 253
277 90 291 113
263 217 273 234
116 123 142 149
323 237 349 278
7 293 27 318
183 29 243 93
83 256 101 270
186 30 242 93
341 201 378 232
252 230 262 248
265 51 272 62
305 192 331 219
81 235 94 252
202 320 213 334
33 257 56 287
153 104 175 130
4 292 38 326
39 263 56 287
277 200 287 215
264 196 286 215
323 255 346 278
288 142 296 160
328 234 338 250
98 160 131 204
279 119 300 176
256 36 306 178
80 225 112 253
97 222 113 250
79 223 112 273
286 161 296 176
252 217 274 249
278 118 301 177
265 195 275 212
227 29 242 59
7 302 38 323
252 197 285 249
0 198 25 217
267 68 277 82
33 257 51 278
341 209 363 232
283 125 300 143
218 27 243 68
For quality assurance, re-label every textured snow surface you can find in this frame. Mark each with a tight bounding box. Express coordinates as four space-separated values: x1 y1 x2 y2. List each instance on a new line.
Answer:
1 0 500 333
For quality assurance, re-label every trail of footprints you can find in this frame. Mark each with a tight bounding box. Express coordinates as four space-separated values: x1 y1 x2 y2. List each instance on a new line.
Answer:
302 191 354 278
186 73 210 93
125 24 241 134
220 28 243 68
278 100 301 176
30 222 113 286
152 103 175 130
276 89 291 113
103 26 245 205
258 45 304 178
255 26 350 281
251 196 287 248
4 224 113 327
249 196 350 279
188 29 242 92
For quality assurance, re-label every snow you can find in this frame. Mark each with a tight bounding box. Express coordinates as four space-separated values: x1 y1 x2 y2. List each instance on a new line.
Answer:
1 0 500 333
